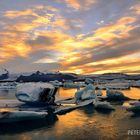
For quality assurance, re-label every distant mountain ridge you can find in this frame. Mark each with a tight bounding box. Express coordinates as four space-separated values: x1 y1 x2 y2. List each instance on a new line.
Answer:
84 73 140 80
0 70 140 82
16 71 78 82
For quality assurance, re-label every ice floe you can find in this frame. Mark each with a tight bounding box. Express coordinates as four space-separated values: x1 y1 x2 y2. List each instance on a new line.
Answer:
0 111 48 123
75 78 96 101
106 89 129 101
126 101 140 113
16 82 58 105
0 82 17 90
93 99 115 110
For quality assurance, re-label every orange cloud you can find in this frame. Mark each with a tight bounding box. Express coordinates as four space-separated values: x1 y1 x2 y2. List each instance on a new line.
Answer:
65 0 96 10
53 18 69 30
5 23 40 32
0 42 31 63
4 9 36 18
29 15 138 68
1 4 139 74
4 8 55 32
61 56 140 74
87 17 136 43
1 15 137 65
130 4 140 15
0 31 31 63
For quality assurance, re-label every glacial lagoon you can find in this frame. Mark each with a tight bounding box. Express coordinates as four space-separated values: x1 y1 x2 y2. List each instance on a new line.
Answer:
0 87 140 140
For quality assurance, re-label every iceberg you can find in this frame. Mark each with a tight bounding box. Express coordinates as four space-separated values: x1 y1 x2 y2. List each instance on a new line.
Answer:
49 80 62 87
75 78 96 101
0 111 48 123
105 82 130 90
131 80 140 87
106 89 129 101
126 101 140 113
55 99 93 115
63 81 85 89
93 99 115 110
16 83 58 105
0 82 17 90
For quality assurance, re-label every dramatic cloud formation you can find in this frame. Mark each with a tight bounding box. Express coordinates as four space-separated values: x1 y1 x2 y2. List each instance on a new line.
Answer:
0 0 140 74
64 0 96 10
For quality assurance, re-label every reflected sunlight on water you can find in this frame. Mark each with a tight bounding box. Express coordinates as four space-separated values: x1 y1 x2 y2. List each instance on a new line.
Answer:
58 88 77 98
0 87 140 140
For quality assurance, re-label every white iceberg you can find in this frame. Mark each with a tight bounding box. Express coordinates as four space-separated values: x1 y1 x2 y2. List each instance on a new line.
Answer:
16 83 58 105
75 78 96 101
49 80 62 87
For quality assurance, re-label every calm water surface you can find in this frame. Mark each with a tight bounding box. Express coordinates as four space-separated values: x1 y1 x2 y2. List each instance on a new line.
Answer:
0 87 140 140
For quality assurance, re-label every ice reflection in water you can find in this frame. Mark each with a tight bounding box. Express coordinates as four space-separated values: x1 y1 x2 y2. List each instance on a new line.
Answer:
0 87 140 140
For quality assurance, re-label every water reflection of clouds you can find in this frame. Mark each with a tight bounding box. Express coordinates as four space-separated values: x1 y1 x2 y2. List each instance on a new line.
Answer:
0 88 140 139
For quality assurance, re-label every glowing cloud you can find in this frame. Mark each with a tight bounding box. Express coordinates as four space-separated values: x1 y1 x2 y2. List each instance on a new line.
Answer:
0 1 140 74
64 0 96 10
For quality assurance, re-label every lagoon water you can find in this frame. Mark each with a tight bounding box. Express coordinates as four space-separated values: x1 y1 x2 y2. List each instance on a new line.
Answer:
0 87 140 140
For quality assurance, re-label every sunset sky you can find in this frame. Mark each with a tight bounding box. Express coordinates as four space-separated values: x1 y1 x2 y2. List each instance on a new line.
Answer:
0 0 140 74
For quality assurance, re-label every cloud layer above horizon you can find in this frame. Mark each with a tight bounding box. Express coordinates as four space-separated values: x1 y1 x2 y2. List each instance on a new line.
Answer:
0 0 140 74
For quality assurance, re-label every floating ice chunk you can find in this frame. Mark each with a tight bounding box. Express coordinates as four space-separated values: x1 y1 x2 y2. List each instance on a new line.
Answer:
93 100 115 110
75 84 96 101
85 78 94 84
55 99 93 115
81 89 96 100
56 97 75 104
106 89 129 101
106 83 130 90
16 83 58 105
0 111 48 123
63 81 85 89
0 82 17 89
131 80 140 87
50 80 62 87
126 101 140 113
